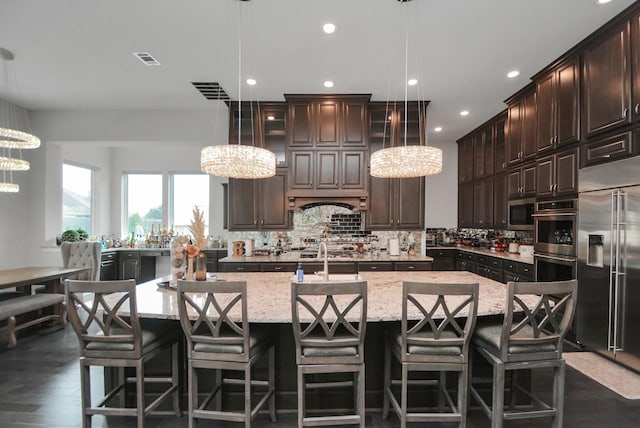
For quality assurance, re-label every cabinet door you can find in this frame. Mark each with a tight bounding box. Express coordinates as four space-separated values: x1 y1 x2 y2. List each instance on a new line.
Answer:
396 102 426 146
521 164 537 196
260 103 287 166
341 151 365 189
288 101 314 146
583 22 631 137
228 102 258 146
342 101 367 147
633 12 640 123
316 100 340 146
458 138 474 183
555 148 578 196
396 177 425 230
483 125 494 177
494 114 507 174
507 169 522 199
367 176 394 229
536 155 555 198
260 170 290 230
290 151 314 189
556 58 580 146
228 178 257 230
119 252 139 282
493 174 508 229
316 151 339 188
506 100 522 166
473 132 484 178
473 178 493 228
458 182 474 227
522 89 537 160
536 72 555 153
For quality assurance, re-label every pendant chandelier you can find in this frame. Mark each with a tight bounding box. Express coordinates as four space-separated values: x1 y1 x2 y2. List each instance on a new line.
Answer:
1 47 39 193
201 0 276 179
370 0 442 179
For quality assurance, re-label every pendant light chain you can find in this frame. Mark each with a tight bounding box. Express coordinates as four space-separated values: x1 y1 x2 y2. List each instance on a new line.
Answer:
403 1 409 148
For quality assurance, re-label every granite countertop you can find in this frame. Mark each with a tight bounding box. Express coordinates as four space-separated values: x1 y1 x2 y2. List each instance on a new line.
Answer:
219 251 433 264
127 271 515 323
102 247 228 253
428 245 533 265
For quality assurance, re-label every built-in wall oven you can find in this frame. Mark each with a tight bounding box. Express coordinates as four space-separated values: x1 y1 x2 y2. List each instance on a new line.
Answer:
533 198 577 281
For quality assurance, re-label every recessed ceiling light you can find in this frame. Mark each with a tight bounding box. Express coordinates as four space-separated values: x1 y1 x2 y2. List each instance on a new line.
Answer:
595 0 613 4
407 78 418 86
323 80 334 88
460 110 470 117
246 78 257 86
434 126 443 132
323 23 336 34
507 70 520 79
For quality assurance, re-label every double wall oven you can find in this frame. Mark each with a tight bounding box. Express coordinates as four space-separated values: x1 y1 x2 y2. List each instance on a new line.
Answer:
533 198 577 282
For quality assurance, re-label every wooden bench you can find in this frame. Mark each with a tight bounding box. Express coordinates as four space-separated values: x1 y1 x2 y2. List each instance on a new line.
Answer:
0 293 67 348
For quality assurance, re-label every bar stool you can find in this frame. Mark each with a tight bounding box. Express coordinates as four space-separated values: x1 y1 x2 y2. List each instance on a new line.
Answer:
65 279 181 428
291 280 367 427
382 281 479 428
469 279 578 428
177 279 276 427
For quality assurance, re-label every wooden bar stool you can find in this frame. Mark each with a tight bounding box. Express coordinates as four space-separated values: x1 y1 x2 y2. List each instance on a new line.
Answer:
291 280 368 427
382 281 479 428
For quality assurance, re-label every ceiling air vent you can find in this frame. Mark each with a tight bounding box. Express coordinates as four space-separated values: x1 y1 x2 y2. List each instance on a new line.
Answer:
133 52 161 66
191 82 230 101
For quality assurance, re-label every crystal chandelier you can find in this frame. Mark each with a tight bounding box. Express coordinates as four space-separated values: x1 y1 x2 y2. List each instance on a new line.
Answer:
200 0 276 179
370 0 442 179
0 47 40 192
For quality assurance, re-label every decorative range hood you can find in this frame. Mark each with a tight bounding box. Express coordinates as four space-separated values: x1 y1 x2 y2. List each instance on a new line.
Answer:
287 191 368 212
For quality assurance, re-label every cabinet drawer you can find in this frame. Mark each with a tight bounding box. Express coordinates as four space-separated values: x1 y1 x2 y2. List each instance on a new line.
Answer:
262 263 297 272
395 261 433 271
357 262 394 272
101 252 117 262
220 263 262 272
581 131 633 168
302 262 357 274
426 249 458 258
119 251 139 259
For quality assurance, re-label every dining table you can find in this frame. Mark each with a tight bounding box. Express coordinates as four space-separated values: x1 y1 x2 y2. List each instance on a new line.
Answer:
0 266 94 294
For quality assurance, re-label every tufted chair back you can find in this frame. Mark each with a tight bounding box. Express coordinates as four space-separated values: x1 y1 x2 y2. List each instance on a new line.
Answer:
60 242 102 281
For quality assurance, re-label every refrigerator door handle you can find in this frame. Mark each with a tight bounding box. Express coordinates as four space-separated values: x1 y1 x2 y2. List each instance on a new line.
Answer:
612 190 624 353
608 191 616 352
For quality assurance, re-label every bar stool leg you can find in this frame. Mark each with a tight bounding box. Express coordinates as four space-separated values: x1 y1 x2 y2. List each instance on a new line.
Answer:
188 361 196 428
553 360 566 428
297 367 305 428
382 345 391 420
269 345 277 422
358 366 366 428
80 363 91 428
136 361 145 428
244 365 251 428
401 364 408 428
491 361 505 428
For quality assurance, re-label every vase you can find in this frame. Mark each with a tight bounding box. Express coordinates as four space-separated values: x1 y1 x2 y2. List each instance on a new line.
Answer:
169 235 189 285
195 251 207 281
186 256 195 280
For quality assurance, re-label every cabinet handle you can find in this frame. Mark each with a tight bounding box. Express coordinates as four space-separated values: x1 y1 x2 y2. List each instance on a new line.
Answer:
502 162 506 169
237 267 245 271
371 266 378 270
261 220 264 225
623 108 629 119
550 185 553 192
274 267 282 271
408 266 415 270
635 104 640 115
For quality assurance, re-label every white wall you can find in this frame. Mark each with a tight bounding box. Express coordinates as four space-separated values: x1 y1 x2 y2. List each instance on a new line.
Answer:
0 103 459 269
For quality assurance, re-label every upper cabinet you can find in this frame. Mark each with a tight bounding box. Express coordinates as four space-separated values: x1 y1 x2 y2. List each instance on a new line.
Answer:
494 113 507 174
583 20 632 138
506 85 537 167
369 101 429 149
228 101 288 167
286 95 370 148
457 136 474 184
534 56 580 153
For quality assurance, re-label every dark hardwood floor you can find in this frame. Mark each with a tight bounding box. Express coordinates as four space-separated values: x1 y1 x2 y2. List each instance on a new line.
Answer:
1 324 639 427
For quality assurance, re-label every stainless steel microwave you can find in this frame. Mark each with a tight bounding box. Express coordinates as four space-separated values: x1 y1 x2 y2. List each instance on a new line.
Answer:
507 198 535 230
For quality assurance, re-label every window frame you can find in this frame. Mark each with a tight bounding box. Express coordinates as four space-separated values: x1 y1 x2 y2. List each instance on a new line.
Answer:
62 161 96 234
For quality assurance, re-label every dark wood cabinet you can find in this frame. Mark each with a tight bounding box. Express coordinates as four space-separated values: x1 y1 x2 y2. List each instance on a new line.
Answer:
581 131 634 168
357 261 394 272
474 127 493 179
118 251 140 283
426 249 457 271
494 113 507 174
458 182 474 228
506 85 537 167
457 137 474 183
99 252 118 281
583 21 631 138
394 261 433 271
290 149 366 192
506 163 536 199
369 101 429 148
535 56 580 153
229 169 291 231
367 176 424 230
536 147 578 198
202 249 228 273
473 178 494 228
493 173 508 229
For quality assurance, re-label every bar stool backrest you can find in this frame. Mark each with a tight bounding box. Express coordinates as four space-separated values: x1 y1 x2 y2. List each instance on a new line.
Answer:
500 279 578 361
401 281 479 363
65 279 142 359
177 280 250 362
291 281 367 364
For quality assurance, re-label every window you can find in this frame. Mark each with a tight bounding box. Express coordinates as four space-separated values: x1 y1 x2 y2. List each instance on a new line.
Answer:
62 163 93 233
125 174 162 236
170 174 209 235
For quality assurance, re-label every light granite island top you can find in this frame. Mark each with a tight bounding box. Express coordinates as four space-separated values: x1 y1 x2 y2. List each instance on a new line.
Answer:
131 271 513 323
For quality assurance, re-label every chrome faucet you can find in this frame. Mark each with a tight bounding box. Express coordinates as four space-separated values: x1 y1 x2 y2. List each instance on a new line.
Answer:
317 241 329 281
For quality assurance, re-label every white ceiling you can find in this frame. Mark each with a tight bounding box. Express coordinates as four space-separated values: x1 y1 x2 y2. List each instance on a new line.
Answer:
0 0 635 144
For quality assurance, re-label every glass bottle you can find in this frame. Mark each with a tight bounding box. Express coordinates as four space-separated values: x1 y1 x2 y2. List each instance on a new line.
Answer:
195 251 207 281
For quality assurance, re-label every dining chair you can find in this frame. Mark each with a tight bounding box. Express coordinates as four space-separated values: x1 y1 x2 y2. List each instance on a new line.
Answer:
61 241 102 280
382 281 479 428
291 280 367 428
65 279 181 428
469 279 578 428
176 279 276 428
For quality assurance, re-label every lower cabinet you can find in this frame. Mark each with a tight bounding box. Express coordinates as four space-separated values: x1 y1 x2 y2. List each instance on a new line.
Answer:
426 249 457 271
220 263 262 273
99 252 118 281
357 261 394 271
119 251 140 283
394 261 433 271
502 260 534 282
202 249 229 273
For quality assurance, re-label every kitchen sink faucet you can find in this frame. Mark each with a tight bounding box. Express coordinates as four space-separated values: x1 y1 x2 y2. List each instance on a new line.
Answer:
317 241 329 281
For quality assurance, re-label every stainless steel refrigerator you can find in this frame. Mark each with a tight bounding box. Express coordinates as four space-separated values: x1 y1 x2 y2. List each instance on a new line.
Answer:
577 156 640 372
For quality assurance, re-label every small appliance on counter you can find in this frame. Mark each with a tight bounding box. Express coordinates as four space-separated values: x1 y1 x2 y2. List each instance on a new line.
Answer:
508 241 520 254
518 244 534 257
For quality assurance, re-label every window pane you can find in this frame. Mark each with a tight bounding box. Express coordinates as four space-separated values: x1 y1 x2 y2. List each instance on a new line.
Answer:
63 163 92 233
127 174 162 235
171 174 209 237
